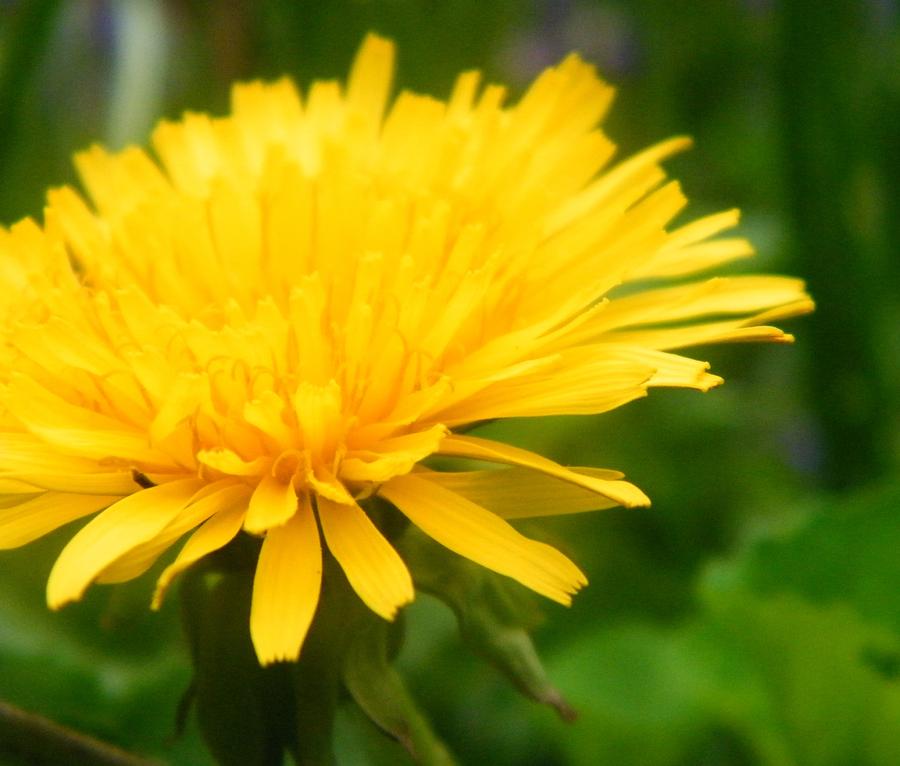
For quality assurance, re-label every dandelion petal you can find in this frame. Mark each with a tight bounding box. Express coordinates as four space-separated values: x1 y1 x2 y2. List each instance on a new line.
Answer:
380 473 587 605
438 434 651 508
152 501 247 610
317 496 413 620
47 478 202 608
251 496 322 664
0 493 118 549
244 475 299 534
416 467 633 519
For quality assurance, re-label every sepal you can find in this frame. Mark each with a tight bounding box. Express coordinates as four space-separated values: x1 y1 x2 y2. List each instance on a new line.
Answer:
342 614 455 764
398 526 576 721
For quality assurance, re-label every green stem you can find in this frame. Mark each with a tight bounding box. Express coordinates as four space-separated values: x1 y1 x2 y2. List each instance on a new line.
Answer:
0 1 63 189
0 700 160 766
777 0 891 488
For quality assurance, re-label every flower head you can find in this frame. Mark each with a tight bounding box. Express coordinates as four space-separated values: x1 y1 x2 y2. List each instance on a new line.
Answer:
0 35 812 664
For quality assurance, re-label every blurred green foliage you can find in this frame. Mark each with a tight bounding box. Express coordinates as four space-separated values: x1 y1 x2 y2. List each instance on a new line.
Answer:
1 0 898 764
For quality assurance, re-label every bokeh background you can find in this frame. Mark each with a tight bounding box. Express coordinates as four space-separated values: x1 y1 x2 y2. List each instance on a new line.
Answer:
1 1 899 764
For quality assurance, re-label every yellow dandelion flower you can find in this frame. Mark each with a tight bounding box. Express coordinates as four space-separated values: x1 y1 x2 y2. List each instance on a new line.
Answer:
0 35 812 665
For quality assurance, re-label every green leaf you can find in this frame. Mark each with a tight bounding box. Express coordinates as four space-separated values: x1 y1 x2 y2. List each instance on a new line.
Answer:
546 480 900 766
704 592 900 766
704 481 900 637
545 621 722 766
546 592 900 766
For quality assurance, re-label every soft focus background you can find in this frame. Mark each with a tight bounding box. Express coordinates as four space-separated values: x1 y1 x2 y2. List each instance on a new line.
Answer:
1 1 899 764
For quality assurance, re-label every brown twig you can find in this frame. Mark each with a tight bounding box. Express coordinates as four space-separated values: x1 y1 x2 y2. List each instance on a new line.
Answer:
0 700 161 766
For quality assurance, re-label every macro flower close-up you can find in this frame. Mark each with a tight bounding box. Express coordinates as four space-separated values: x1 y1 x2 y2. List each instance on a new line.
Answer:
0 32 813 673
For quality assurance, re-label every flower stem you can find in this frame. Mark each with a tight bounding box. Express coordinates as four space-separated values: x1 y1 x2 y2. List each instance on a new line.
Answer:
777 0 891 488
0 0 63 218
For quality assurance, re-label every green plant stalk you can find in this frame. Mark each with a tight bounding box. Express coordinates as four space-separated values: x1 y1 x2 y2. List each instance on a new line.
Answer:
777 0 891 488
0 1 63 204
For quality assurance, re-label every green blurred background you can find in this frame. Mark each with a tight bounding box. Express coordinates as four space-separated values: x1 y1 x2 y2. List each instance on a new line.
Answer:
1 1 899 764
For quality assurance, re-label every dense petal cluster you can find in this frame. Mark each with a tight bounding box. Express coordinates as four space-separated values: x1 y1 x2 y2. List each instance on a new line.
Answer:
0 35 812 663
